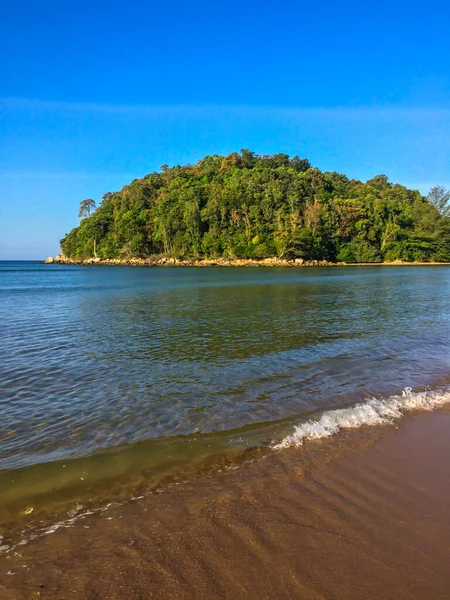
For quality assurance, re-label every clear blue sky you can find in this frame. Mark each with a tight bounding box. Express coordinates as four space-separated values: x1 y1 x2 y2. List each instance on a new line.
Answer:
1 0 449 259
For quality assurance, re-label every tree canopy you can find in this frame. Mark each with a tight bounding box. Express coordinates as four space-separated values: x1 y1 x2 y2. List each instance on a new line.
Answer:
60 150 450 263
78 198 97 219
428 185 450 218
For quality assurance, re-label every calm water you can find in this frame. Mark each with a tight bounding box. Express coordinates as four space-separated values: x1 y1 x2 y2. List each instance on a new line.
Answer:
1 262 450 527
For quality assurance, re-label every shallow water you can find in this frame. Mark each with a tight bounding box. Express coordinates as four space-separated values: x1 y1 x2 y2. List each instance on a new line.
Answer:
2 410 450 600
1 262 450 527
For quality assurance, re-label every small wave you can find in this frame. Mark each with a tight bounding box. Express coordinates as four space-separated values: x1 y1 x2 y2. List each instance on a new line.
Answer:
272 387 450 449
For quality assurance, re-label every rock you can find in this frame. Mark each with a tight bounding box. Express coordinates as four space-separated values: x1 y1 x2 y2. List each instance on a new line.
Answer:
44 254 350 268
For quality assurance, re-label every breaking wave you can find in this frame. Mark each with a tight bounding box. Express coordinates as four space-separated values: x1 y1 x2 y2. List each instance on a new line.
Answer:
273 387 450 449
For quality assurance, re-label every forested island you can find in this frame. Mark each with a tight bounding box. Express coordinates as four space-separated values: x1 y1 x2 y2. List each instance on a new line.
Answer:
59 150 450 264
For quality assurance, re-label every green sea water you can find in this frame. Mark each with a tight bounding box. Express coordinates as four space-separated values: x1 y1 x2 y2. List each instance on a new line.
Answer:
1 262 450 536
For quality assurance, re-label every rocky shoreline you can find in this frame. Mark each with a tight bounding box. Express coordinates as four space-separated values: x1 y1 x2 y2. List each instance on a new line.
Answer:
44 254 352 267
44 254 449 268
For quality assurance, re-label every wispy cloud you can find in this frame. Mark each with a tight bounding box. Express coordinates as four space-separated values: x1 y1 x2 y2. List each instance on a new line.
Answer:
1 173 447 194
0 171 137 180
404 182 450 193
2 97 450 120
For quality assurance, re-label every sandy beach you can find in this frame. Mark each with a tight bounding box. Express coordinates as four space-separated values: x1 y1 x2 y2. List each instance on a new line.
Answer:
1 408 449 600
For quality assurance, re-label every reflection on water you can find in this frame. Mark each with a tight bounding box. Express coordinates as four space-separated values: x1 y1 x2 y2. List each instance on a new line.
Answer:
1 263 450 526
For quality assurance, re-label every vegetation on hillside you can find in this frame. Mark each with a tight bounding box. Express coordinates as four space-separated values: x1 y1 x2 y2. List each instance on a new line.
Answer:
60 150 450 263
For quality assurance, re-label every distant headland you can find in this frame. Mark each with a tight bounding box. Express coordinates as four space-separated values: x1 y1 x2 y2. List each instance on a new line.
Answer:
54 150 450 265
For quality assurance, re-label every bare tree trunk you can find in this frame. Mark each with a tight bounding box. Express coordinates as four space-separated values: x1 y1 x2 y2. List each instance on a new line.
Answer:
93 239 97 257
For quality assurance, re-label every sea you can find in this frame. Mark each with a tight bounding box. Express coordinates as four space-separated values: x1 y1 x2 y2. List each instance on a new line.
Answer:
1 261 450 548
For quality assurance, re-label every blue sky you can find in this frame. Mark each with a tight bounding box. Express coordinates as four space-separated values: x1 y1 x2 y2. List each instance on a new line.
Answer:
1 0 449 259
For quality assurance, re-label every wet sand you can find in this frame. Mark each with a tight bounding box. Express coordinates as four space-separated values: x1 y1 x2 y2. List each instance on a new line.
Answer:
1 409 449 600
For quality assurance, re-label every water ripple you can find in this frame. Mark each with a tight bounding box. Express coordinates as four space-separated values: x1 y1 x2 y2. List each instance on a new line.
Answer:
1 262 450 471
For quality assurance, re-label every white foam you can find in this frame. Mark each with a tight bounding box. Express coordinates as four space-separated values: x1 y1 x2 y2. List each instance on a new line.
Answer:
2 387 449 555
0 488 150 555
273 387 450 449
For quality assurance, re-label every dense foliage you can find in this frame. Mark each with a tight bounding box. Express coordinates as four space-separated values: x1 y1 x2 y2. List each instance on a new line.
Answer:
60 151 450 262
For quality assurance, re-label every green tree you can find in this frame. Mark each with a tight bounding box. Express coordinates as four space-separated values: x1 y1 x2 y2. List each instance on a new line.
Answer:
78 199 96 218
428 186 450 217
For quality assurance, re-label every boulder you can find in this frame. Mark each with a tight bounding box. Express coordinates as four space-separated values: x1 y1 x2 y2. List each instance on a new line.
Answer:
44 256 54 264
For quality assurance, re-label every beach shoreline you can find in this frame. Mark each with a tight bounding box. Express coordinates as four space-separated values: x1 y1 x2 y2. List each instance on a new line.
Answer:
1 408 449 599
